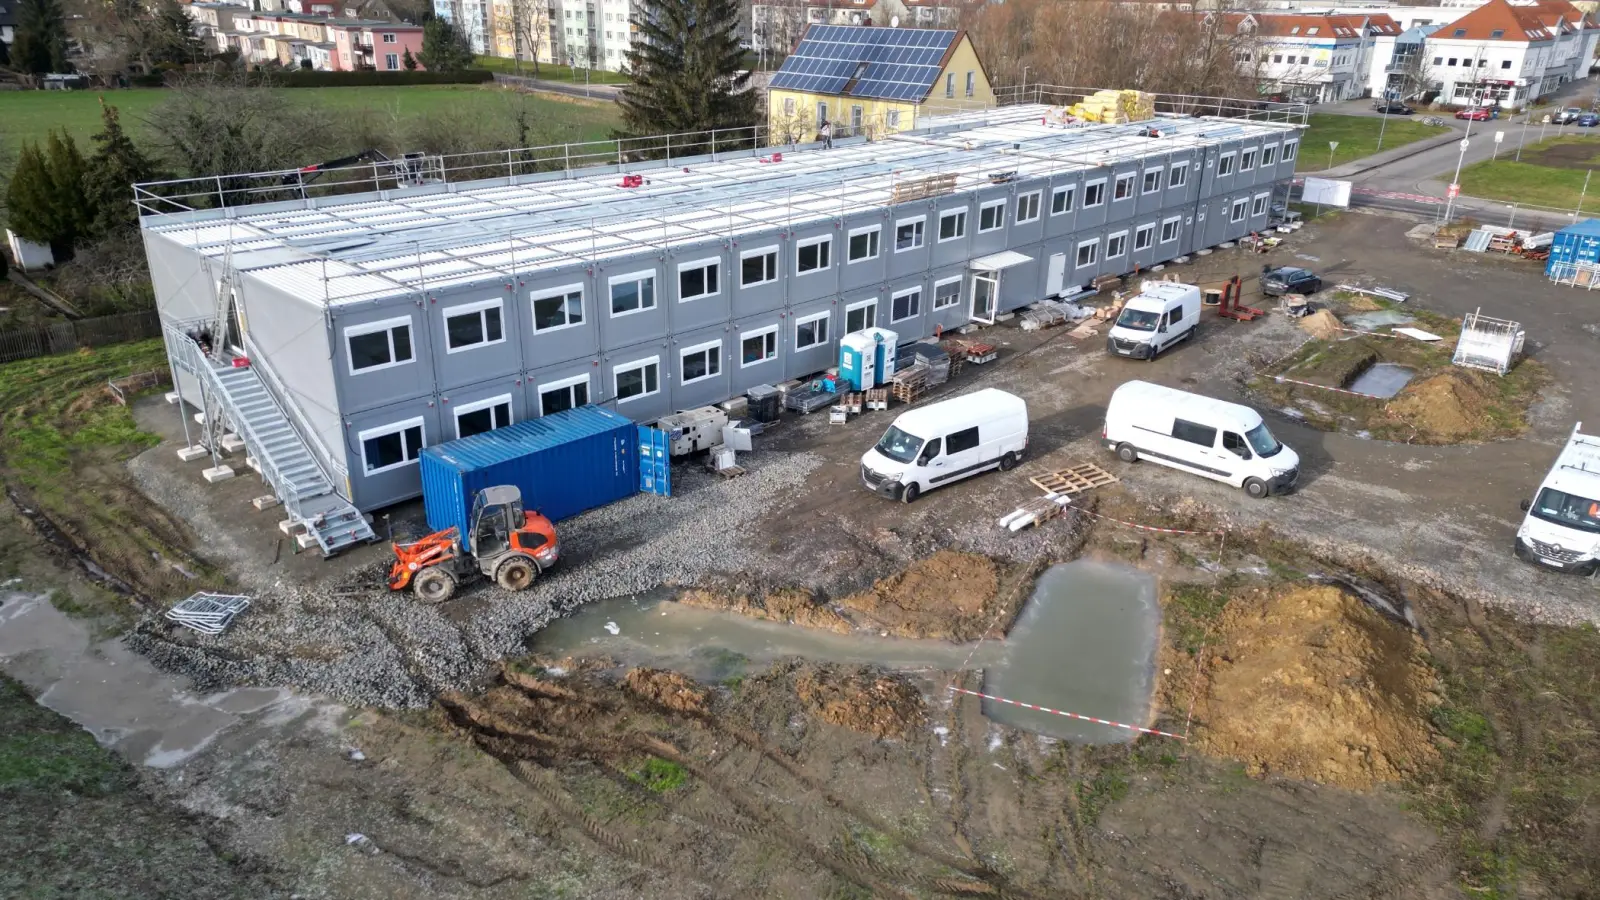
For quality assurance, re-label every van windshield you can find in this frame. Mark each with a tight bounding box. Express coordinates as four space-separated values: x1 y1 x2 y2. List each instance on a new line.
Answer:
875 425 925 464
1115 308 1160 332
1245 423 1283 458
1530 488 1600 535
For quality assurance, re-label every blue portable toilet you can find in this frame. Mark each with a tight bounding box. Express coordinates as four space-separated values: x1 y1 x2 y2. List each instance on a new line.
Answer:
1547 219 1600 281
839 332 877 390
865 327 899 381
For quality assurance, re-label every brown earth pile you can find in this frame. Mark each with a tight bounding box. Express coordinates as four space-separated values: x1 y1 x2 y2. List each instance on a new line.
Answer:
676 586 853 634
624 667 709 714
1196 586 1438 789
1298 309 1344 340
840 550 1000 640
1338 293 1383 312
1385 369 1494 441
793 665 926 741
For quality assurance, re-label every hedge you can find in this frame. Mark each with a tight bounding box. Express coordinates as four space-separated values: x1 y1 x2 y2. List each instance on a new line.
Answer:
263 69 495 87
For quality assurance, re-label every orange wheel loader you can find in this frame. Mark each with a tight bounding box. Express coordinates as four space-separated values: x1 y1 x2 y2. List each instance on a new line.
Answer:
388 485 560 603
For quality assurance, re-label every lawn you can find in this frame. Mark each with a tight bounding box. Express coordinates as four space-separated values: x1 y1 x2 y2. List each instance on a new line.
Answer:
1299 113 1446 170
474 55 631 84
0 84 621 153
1457 135 1600 210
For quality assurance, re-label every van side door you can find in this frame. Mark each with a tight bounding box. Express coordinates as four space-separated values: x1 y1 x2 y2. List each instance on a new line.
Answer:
932 426 981 484
1170 418 1232 481
914 437 944 484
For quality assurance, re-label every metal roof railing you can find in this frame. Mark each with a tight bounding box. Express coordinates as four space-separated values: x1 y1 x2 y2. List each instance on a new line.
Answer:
992 83 1311 128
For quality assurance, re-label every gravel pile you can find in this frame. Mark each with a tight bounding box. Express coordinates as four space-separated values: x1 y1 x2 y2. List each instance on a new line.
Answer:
129 449 822 708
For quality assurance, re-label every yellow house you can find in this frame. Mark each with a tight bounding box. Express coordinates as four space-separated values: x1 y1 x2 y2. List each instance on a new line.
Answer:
766 25 995 146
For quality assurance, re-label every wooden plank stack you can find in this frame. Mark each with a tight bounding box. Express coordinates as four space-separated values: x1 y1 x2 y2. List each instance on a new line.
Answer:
891 174 958 204
891 362 930 404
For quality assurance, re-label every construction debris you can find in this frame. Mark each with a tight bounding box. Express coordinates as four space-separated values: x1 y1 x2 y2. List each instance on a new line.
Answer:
166 592 252 635
1335 283 1409 304
998 495 1072 532
1020 299 1093 332
1452 309 1525 375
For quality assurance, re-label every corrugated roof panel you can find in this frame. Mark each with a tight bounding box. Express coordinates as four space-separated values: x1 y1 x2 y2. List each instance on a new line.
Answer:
1558 218 1600 238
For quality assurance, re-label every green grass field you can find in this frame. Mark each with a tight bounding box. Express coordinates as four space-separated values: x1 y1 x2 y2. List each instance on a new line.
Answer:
1458 135 1600 210
474 55 631 84
1300 113 1446 170
0 84 621 153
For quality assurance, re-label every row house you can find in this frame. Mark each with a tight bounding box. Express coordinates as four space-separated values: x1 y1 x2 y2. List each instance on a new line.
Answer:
327 19 426 70
198 7 424 70
1221 12 1402 104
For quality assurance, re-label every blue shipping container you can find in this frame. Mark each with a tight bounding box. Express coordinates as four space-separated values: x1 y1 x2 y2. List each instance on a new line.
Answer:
419 406 638 539
1547 218 1600 280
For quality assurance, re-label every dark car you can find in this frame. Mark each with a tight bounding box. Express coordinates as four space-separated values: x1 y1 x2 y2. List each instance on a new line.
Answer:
1260 265 1322 297
1555 106 1584 125
1579 113 1600 128
1373 102 1414 115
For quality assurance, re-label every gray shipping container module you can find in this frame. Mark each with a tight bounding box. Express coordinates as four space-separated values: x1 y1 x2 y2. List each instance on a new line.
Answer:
418 406 638 540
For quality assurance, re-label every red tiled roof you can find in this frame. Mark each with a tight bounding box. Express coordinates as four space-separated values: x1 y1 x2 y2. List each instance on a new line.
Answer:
1215 11 1403 39
1435 0 1556 42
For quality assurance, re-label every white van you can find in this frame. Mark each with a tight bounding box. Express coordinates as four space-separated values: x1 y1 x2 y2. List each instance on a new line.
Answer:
1515 422 1600 574
861 388 1029 503
1103 381 1299 498
1106 282 1201 360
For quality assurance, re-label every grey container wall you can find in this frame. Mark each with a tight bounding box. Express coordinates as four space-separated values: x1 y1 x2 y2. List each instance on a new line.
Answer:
427 283 523 392
236 276 344 457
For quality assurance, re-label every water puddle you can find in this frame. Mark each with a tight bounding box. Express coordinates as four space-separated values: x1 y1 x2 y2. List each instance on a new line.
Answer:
1347 363 1415 399
1344 309 1415 331
981 561 1159 744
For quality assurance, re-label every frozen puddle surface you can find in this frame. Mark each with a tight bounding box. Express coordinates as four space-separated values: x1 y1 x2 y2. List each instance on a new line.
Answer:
1348 363 1415 399
1345 309 1415 331
982 561 1160 744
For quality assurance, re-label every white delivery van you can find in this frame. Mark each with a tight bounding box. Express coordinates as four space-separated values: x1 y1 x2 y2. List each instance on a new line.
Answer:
1103 380 1299 498
1106 281 1201 360
860 388 1028 503
1514 422 1600 574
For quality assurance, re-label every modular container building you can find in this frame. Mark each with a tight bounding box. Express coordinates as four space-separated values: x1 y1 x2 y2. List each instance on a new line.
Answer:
418 405 637 539
1547 218 1600 285
138 99 1306 549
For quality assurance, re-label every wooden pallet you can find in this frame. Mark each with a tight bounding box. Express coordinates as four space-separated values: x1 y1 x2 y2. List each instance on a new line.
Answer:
1029 462 1119 497
891 173 957 204
713 465 747 479
865 388 889 410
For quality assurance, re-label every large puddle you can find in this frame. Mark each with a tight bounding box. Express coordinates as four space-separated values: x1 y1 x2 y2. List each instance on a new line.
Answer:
982 561 1160 744
534 560 1161 745
1344 309 1415 331
1347 362 1415 399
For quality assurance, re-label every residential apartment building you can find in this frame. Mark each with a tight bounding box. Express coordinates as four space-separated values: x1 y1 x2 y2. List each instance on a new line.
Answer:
1222 12 1402 103
433 0 492 53
140 103 1301 549
1419 0 1599 106
196 6 424 70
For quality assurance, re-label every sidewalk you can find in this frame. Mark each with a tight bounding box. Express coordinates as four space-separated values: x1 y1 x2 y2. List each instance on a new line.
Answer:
492 72 622 102
1298 129 1464 179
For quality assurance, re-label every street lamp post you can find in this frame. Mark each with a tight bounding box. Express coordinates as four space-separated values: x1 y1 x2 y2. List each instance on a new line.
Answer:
1516 108 1530 162
1376 92 1391 152
1443 135 1470 225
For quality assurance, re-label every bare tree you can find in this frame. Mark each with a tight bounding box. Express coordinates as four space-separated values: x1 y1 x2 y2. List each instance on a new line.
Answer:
493 0 550 75
768 96 815 144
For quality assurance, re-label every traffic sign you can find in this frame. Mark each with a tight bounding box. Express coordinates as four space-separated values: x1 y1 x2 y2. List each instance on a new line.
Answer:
1460 138 1471 151
1494 130 1504 143
1329 141 1339 151
1447 183 1460 198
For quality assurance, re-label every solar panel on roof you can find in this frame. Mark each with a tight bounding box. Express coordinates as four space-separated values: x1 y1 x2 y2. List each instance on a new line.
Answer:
771 26 957 99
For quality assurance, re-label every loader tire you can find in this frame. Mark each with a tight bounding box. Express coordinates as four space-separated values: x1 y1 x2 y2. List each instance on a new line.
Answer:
413 567 457 604
495 555 539 592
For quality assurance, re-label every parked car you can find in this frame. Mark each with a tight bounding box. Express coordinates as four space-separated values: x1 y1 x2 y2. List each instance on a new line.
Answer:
1555 107 1584 125
1259 265 1322 297
1455 106 1498 121
1579 113 1600 128
1373 102 1414 115
1104 381 1300 499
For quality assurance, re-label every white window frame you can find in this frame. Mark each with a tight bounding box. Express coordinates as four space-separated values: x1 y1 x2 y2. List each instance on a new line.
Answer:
1217 152 1236 176
358 416 425 475
1261 144 1277 166
1134 223 1155 251
536 373 591 416
1113 172 1136 201
1015 191 1041 224
453 393 513 439
530 283 585 334
739 324 778 368
1283 140 1298 162
676 256 721 302
1082 178 1107 208
889 286 921 323
1075 238 1099 269
608 269 657 318
613 355 661 404
937 208 967 242
344 316 414 375
1251 192 1271 217
844 298 877 333
794 310 830 350
1230 198 1249 223
978 198 1007 233
933 275 962 309
846 225 881 263
1160 215 1181 243
1105 230 1128 260
1168 163 1189 189
1051 184 1075 215
1141 167 1163 194
740 245 779 288
894 216 925 252
678 339 723 386
1240 148 1258 172
795 234 832 275
442 298 505 354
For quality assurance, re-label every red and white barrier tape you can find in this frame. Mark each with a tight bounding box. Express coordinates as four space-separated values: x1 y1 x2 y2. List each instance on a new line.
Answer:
1333 326 1398 338
949 687 1188 740
1273 374 1384 400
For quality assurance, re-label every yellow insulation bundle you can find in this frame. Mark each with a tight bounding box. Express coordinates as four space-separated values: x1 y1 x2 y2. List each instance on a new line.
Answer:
1067 89 1155 124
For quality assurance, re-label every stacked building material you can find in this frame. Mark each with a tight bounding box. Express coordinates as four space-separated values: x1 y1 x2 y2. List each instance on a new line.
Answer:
166 592 252 635
906 342 951 385
1068 90 1155 124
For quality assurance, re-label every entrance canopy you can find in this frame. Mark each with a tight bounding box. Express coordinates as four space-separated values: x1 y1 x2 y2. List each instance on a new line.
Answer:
970 250 1033 271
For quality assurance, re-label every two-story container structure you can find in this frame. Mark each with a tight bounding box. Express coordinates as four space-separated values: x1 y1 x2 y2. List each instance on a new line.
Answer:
138 102 1304 553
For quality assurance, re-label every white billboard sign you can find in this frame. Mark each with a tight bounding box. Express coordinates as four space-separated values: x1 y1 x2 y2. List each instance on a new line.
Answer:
1302 176 1352 209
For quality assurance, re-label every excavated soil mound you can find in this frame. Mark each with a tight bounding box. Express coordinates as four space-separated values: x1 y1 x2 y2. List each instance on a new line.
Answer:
624 668 708 714
1385 369 1495 441
840 551 1001 640
793 665 926 741
676 586 853 634
1196 586 1437 789
1299 309 1344 340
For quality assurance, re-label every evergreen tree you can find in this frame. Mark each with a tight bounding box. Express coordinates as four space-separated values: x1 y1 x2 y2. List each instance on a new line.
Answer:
152 0 207 66
11 0 70 76
402 47 418 71
5 143 60 246
617 0 757 141
0 36 11 68
83 102 157 240
43 131 91 250
418 18 473 72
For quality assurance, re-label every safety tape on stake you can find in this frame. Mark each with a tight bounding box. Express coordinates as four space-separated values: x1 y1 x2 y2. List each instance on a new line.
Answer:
1273 374 1385 400
949 687 1188 740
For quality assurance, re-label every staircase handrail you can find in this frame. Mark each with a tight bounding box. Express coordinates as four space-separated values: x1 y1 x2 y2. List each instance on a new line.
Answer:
240 331 350 492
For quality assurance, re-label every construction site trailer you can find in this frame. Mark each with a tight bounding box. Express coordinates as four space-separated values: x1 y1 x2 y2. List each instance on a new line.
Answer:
419 405 638 537
1547 218 1600 287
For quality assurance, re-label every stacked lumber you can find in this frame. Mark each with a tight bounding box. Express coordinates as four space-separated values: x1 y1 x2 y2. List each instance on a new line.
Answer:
891 174 958 204
1067 89 1156 125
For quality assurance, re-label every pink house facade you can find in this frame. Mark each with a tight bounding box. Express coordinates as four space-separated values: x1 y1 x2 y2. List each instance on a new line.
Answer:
326 20 425 71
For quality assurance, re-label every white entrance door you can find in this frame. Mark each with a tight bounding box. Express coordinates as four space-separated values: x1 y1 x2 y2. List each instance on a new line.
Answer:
1046 253 1066 297
970 273 998 325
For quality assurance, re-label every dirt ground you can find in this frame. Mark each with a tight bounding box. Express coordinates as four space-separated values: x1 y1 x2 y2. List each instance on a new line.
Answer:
1524 134 1600 169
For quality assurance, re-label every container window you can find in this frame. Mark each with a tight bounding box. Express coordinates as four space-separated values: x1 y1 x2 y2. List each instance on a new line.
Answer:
345 317 414 374
1082 179 1106 208
454 394 512 439
1262 144 1277 166
610 271 657 316
359 417 424 474
538 375 589 416
1252 193 1270 217
1015 191 1041 224
1230 198 1249 223
679 341 722 385
1240 148 1258 172
1172 419 1218 447
740 246 779 287
614 357 660 402
531 285 584 332
1113 173 1135 201
946 426 979 454
677 258 720 302
1160 216 1181 243
938 208 966 241
1217 152 1236 176
890 287 921 323
741 326 778 366
933 277 962 309
845 299 876 334
1105 231 1128 259
443 299 504 353
1283 141 1298 162
1075 238 1099 268
1134 223 1155 251
1142 168 1163 194
796 235 832 274
1051 185 1074 215
795 311 830 350
895 217 925 252
847 226 881 263
978 199 1006 233
1168 163 1189 189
